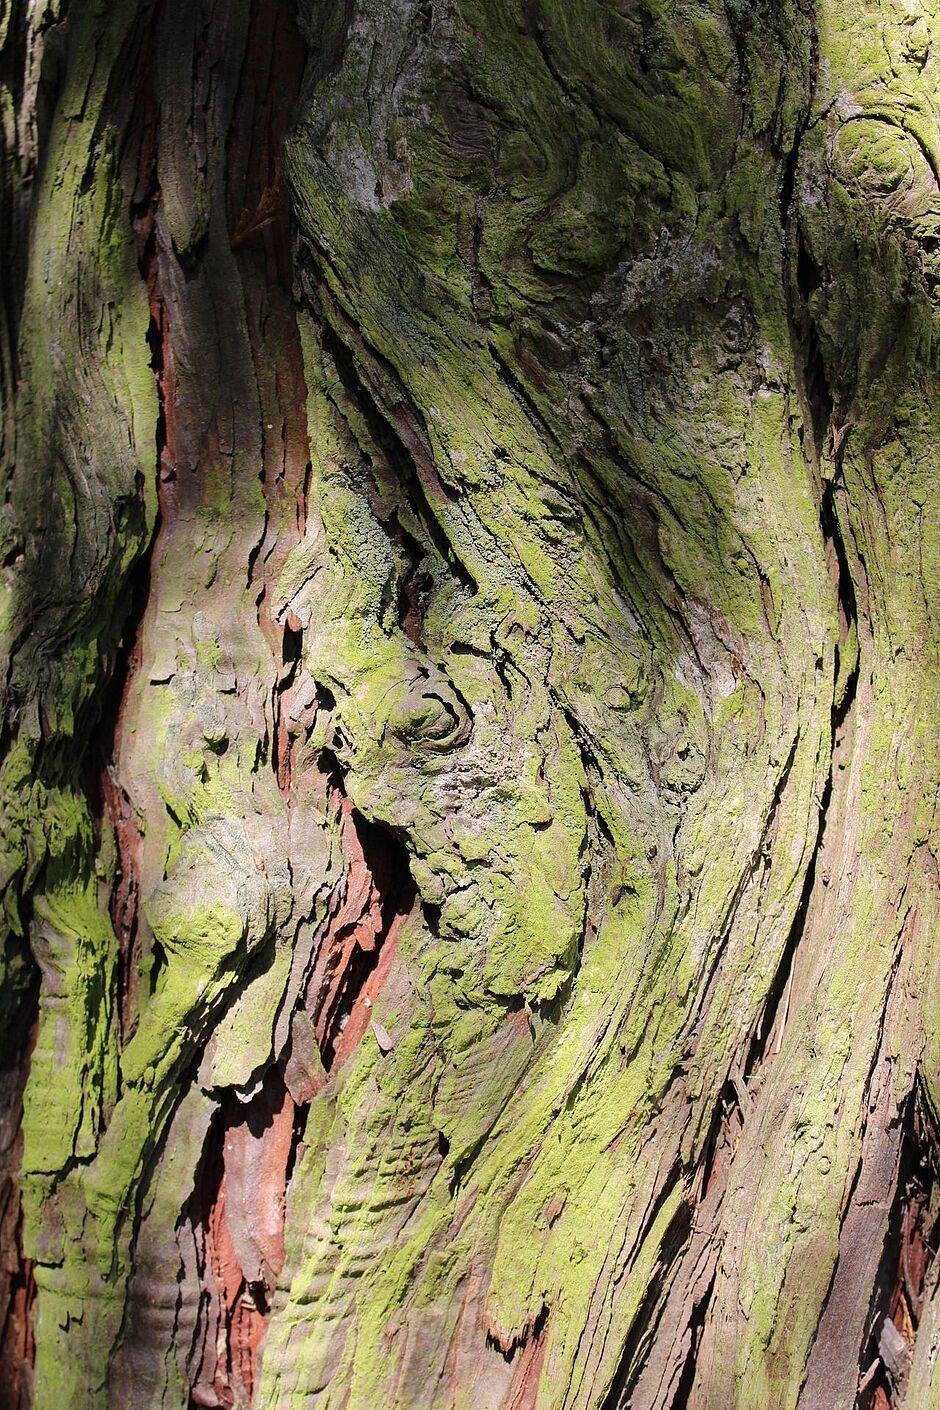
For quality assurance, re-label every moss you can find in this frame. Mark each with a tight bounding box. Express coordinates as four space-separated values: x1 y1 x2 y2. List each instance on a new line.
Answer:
20 880 118 1189
6 0 940 1402
2 6 158 1284
264 0 855 1393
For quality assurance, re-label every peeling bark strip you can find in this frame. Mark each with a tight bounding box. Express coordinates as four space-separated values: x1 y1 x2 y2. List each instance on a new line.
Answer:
0 975 37 1410
1 1 940 1408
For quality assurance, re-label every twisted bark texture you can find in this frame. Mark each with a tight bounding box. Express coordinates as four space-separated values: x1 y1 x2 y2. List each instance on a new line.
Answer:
1 1 939 1407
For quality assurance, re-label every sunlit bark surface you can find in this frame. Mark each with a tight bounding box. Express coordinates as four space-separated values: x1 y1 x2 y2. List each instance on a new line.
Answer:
1 2 938 1408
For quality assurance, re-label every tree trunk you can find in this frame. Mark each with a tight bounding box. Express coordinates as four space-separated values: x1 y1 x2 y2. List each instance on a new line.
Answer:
1 1 938 1407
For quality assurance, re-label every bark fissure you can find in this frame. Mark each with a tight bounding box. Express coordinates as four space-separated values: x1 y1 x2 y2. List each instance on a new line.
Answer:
314 807 418 1073
858 1084 940 1409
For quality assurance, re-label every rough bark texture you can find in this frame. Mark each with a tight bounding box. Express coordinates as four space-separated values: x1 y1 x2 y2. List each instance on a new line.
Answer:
1 1 938 1408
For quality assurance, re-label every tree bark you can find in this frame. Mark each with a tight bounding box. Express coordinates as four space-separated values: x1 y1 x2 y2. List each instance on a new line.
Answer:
1 2 938 1408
